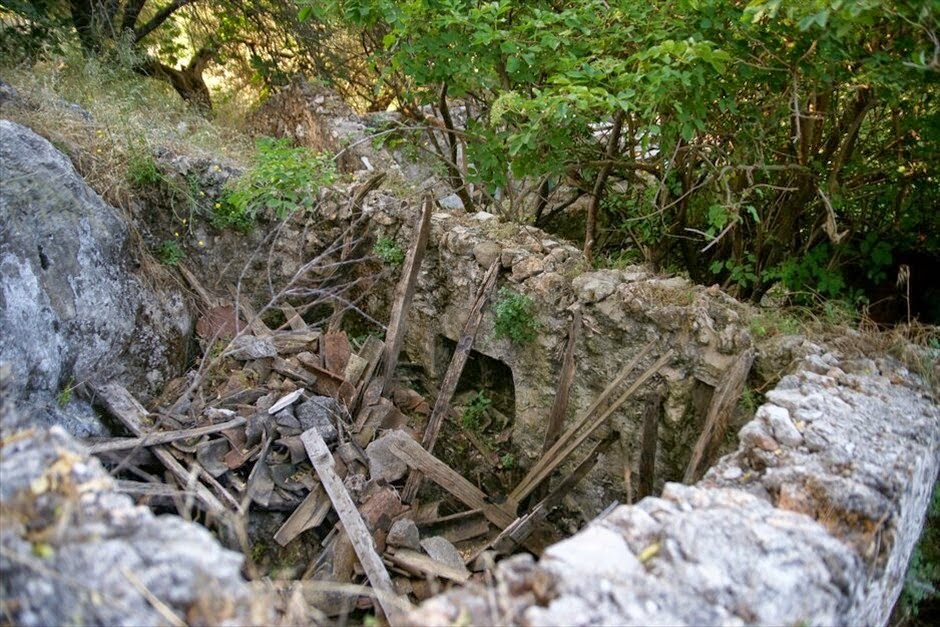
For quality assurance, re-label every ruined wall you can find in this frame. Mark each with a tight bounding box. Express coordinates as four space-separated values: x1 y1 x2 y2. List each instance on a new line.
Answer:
409 352 940 626
359 192 756 514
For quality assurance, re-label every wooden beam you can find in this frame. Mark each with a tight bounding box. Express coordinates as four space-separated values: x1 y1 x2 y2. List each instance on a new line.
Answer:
401 258 501 503
511 350 673 504
85 416 246 454
386 432 515 529
683 348 755 484
510 340 657 502
542 311 581 455
380 195 434 397
300 428 407 626
637 392 663 499
385 547 470 583
482 434 616 561
91 383 226 516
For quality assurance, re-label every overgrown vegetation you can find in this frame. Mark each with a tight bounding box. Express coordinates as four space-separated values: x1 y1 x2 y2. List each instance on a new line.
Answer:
373 237 405 266
5 1 937 321
492 288 539 346
216 137 335 228
894 482 940 625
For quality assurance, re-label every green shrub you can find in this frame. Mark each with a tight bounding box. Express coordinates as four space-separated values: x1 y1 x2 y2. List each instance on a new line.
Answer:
493 288 539 345
156 239 184 266
373 237 405 266
218 137 336 228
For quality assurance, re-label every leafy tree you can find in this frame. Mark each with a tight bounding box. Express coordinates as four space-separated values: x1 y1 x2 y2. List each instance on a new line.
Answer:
321 0 939 317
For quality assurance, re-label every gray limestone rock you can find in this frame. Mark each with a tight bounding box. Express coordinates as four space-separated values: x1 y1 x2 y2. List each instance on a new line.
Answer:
387 519 421 550
408 354 939 626
0 120 190 433
0 373 260 626
226 335 277 360
366 431 409 483
420 536 470 577
295 395 339 443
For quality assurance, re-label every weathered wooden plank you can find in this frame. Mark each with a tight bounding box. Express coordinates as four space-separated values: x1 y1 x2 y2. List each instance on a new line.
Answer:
380 195 433 397
511 350 674 503
542 311 581 455
387 433 515 529
385 548 471 583
273 485 331 547
279 303 308 331
683 348 755 484
85 416 246 454
401 257 501 503
300 428 405 626
91 383 226 516
637 391 664 499
510 340 657 502
483 434 616 561
272 357 318 387
272 330 320 354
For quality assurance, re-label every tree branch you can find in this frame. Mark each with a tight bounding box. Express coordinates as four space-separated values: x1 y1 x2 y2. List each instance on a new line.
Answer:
133 0 198 43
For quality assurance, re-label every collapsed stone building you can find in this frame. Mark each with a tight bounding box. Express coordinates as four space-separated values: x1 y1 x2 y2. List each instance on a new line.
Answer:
0 81 938 626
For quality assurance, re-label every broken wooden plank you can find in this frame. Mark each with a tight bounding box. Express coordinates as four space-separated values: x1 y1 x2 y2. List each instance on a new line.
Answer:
274 485 331 547
91 383 226 516
542 311 581 455
510 340 656 502
511 349 674 504
231 299 272 338
418 511 491 545
380 195 434 397
323 330 352 377
85 416 246 454
385 547 470 583
300 428 406 626
280 303 308 331
272 330 320 354
386 432 515 529
638 391 664 499
484 434 616 561
178 264 220 309
683 348 755 484
401 257 501 503
352 336 385 418
272 357 318 388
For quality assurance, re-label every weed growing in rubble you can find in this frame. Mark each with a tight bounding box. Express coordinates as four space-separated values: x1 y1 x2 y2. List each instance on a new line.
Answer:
493 288 539 345
373 237 404 266
462 391 492 430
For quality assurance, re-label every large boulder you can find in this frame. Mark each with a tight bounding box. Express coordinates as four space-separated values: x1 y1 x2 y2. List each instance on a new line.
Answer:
0 365 261 626
0 120 190 435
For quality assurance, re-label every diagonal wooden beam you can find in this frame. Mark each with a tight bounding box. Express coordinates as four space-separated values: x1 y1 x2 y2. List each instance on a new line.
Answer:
380 195 434 398
401 258 501 503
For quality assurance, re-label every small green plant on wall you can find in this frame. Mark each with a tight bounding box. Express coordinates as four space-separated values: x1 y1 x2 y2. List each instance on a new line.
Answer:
493 288 539 345
462 391 492 430
373 237 404 266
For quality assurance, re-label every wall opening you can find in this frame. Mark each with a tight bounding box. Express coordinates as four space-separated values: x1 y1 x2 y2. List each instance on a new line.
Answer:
434 335 516 419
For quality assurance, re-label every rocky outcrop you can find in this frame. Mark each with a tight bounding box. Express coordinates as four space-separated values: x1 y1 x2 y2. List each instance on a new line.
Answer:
409 352 940 626
0 365 262 626
0 120 190 435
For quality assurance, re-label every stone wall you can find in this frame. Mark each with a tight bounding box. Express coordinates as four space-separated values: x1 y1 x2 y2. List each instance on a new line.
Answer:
409 352 940 626
358 192 758 513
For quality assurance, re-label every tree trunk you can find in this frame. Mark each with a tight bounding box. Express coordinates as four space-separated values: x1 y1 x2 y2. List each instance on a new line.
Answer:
583 110 624 263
